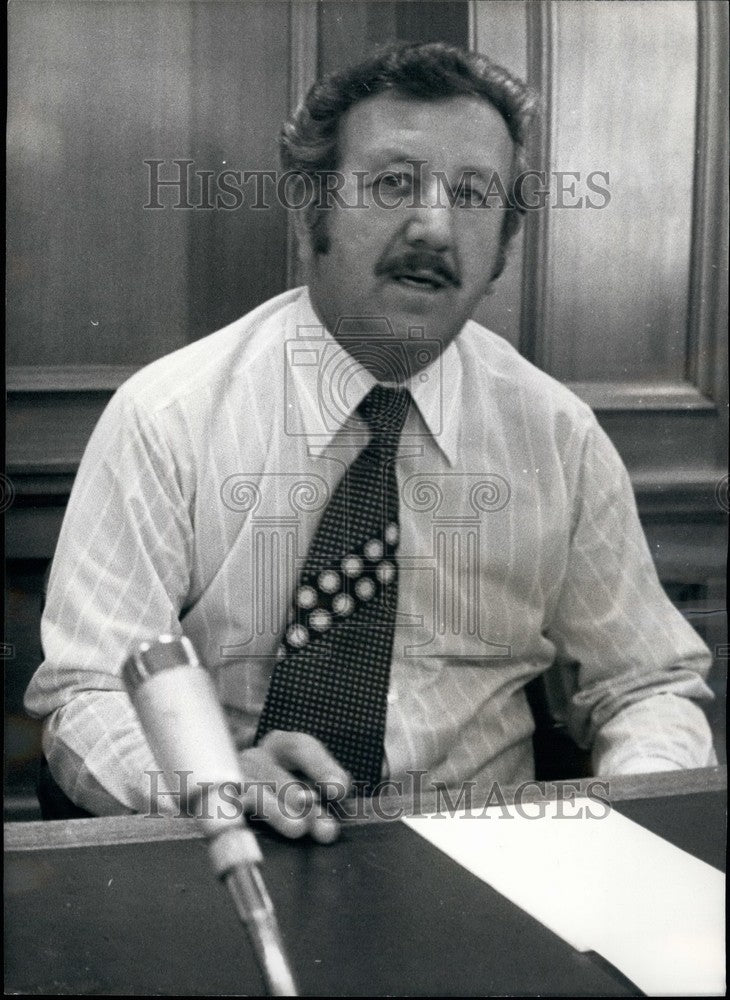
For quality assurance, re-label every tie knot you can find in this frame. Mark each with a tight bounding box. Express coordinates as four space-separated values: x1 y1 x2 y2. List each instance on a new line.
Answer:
358 385 410 438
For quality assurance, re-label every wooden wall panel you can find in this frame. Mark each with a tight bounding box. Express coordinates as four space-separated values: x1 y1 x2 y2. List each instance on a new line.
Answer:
7 1 194 367
470 0 527 350
545 0 697 384
478 0 728 500
7 1 290 368
319 1 468 76
183 1 291 340
7 0 291 481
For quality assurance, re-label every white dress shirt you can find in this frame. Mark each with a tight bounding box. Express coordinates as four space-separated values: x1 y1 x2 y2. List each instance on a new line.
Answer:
24 287 717 814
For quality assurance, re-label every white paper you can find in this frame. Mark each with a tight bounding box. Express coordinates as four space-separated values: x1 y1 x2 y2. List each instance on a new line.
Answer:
403 798 725 996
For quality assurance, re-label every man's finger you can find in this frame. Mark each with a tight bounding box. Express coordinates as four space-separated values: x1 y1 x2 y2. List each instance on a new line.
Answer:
241 783 312 840
239 745 306 794
258 730 352 796
239 742 344 842
309 811 341 845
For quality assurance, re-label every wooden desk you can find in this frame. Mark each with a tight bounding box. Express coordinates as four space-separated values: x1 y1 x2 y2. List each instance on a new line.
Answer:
5 768 726 996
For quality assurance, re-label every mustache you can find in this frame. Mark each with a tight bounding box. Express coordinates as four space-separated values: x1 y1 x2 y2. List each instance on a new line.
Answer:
375 249 461 288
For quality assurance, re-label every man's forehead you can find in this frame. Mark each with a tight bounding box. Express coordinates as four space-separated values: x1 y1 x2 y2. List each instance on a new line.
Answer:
337 90 513 168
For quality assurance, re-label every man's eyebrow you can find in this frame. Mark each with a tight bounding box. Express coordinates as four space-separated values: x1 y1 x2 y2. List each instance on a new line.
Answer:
362 149 423 167
457 166 502 184
358 152 501 181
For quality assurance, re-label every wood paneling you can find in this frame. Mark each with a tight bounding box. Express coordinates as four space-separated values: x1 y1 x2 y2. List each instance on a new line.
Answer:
7 1 194 367
5 562 46 803
183 1 291 339
689 0 729 468
472 0 727 490
545 1 698 383
7 1 290 366
318 1 468 75
470 0 527 350
7 0 291 480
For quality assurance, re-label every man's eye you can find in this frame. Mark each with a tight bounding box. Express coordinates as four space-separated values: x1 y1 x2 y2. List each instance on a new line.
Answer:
376 171 411 190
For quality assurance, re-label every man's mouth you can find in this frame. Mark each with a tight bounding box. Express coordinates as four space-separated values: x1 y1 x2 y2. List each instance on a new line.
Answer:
376 251 460 292
389 269 450 292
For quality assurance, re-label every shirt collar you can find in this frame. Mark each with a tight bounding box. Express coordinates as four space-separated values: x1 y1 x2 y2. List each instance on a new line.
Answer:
286 287 462 466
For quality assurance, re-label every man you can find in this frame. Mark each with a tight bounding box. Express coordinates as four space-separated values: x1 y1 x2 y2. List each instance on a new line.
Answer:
25 43 716 840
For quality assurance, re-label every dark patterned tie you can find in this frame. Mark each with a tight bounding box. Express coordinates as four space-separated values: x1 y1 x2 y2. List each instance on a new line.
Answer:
255 384 410 791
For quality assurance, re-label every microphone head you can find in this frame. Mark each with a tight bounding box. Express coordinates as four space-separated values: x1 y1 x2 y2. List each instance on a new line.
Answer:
123 634 199 692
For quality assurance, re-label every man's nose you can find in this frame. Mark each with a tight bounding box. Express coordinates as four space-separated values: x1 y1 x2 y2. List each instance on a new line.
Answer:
403 184 453 251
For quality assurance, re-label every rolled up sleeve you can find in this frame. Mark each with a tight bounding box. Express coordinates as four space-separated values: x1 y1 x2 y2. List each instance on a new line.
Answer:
24 386 194 814
545 419 717 774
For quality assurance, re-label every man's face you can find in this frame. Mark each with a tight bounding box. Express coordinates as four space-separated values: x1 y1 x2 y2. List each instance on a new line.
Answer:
304 91 514 381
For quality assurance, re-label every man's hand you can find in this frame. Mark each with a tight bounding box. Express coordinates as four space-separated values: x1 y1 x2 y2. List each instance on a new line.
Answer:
238 731 351 843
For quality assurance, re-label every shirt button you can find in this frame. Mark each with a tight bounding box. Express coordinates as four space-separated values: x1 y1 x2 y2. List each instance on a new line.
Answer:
387 690 398 704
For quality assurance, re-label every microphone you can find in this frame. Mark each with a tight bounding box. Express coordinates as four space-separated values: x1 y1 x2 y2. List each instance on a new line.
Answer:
123 634 298 996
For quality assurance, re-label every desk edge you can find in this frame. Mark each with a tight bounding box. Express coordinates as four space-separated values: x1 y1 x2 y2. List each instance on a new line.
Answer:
5 765 726 852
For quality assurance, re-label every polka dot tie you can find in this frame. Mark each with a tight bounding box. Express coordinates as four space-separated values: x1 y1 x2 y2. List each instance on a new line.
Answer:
255 384 410 792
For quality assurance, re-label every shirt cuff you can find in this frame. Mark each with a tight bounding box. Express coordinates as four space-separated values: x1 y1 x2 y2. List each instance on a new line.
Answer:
592 693 718 776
